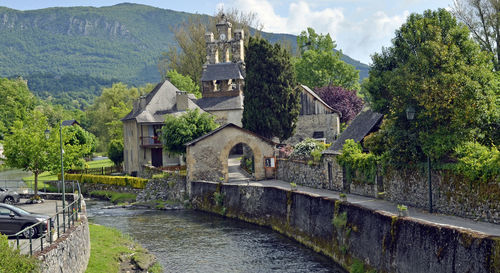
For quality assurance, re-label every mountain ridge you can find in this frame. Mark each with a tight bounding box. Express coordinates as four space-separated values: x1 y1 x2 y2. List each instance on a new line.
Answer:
0 3 370 97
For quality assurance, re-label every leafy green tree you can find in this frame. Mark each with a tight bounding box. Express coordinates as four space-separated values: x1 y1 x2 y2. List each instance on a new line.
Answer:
0 78 36 139
46 124 96 173
85 83 153 152
166 69 201 98
452 0 500 71
363 9 498 163
293 28 360 90
3 111 50 196
160 109 218 155
108 139 124 167
242 37 300 141
158 9 261 85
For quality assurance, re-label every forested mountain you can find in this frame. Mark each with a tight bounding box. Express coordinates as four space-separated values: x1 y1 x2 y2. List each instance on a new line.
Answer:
0 3 369 101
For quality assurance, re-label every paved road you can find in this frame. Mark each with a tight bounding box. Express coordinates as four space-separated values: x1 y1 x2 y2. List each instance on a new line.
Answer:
227 179 500 237
228 155 251 182
8 199 62 255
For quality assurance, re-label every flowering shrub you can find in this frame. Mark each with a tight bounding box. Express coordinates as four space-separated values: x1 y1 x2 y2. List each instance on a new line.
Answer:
278 145 294 158
291 138 330 162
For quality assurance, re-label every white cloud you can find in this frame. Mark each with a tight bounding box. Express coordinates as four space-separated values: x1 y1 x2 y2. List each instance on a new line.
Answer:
226 0 410 64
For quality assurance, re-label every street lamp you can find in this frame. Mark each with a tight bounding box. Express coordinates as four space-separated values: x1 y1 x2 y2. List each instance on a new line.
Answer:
44 124 66 225
406 106 432 213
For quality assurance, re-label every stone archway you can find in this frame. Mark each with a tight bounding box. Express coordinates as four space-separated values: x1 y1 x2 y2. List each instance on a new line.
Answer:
185 124 276 183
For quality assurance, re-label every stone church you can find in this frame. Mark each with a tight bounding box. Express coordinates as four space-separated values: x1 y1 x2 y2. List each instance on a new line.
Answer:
122 14 340 175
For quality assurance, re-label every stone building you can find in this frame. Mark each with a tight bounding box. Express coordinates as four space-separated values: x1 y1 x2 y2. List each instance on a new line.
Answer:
286 85 341 144
121 81 203 175
195 14 245 126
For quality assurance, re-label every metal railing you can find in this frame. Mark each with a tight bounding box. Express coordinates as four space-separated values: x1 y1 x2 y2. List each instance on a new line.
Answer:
67 165 122 175
11 183 83 256
0 180 32 194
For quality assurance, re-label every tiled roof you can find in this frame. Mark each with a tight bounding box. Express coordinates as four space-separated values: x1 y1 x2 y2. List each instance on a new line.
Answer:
324 109 383 154
185 123 276 146
194 95 244 111
201 63 245 81
61 120 79 126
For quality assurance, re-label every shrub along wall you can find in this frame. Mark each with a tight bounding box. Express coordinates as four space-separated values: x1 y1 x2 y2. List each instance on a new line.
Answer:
191 181 500 273
64 174 148 189
277 155 499 223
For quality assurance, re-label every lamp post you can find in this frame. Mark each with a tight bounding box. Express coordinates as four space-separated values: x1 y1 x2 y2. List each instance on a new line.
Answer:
406 106 432 213
45 124 66 228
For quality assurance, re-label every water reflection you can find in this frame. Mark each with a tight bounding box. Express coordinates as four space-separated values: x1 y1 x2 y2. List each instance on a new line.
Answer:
87 200 346 273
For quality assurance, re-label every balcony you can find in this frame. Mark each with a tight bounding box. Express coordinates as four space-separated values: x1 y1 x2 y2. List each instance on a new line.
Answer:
140 136 162 147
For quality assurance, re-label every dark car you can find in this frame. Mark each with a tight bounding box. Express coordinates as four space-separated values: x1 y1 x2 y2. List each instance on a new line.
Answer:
0 203 50 238
0 187 20 204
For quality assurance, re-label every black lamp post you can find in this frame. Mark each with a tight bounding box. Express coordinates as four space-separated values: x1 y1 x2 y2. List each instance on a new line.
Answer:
45 125 66 224
406 106 433 213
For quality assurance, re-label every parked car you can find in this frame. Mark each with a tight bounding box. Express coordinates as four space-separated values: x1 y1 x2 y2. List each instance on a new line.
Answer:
0 203 51 238
0 187 20 204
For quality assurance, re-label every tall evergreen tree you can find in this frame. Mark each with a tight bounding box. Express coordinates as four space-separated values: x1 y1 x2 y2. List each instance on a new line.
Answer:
242 37 300 142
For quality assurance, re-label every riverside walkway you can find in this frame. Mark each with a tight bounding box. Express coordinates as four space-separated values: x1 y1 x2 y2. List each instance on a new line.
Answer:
227 179 500 236
226 158 500 237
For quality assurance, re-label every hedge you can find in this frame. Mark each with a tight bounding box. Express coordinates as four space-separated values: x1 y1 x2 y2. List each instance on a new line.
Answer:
63 174 148 189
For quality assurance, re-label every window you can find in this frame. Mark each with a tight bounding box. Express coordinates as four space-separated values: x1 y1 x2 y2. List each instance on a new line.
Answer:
313 131 324 138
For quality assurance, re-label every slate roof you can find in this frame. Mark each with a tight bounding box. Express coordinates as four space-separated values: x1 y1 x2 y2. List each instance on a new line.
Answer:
201 63 245 81
121 81 203 124
61 120 80 126
185 123 277 146
194 95 244 111
324 109 383 154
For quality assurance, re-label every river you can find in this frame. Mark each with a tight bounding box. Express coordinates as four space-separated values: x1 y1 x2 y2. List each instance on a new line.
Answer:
86 200 346 273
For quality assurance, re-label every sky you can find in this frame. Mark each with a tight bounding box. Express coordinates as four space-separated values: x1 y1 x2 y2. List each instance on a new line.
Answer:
0 0 455 64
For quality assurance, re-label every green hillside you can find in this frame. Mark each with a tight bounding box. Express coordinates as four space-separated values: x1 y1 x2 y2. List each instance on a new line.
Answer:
0 3 369 96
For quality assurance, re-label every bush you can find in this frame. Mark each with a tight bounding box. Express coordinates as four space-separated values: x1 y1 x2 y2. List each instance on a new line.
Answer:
454 142 499 183
89 190 136 204
64 174 148 189
108 139 124 167
0 235 39 273
291 138 329 162
337 139 378 183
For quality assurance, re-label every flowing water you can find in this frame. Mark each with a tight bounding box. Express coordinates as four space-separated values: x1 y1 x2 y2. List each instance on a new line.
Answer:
87 200 347 273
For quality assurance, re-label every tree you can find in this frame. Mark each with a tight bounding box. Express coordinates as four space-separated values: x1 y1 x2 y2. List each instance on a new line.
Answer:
46 124 96 173
85 83 153 152
3 111 50 196
108 139 124 167
242 37 301 142
293 28 360 90
160 109 218 155
452 0 500 71
166 70 201 98
314 86 364 124
0 78 36 139
158 9 261 85
363 9 498 163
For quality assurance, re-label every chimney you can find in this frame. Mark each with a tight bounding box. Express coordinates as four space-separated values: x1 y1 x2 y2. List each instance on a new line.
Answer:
176 91 189 111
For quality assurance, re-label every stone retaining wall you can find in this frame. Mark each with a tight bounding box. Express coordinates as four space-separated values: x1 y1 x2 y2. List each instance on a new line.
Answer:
277 156 500 223
36 201 90 273
191 181 500 273
136 174 187 203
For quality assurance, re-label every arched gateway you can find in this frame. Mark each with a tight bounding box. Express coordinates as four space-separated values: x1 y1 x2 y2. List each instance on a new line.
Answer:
185 123 277 183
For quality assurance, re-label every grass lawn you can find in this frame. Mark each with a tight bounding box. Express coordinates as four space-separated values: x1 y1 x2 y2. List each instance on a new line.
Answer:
22 159 115 183
86 224 162 273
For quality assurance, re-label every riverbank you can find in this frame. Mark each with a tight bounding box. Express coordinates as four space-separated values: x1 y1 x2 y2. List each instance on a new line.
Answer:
86 223 162 273
191 181 500 273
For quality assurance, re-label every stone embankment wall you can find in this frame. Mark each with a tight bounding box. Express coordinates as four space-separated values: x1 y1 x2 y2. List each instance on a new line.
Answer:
191 181 500 273
36 201 90 273
277 157 500 223
136 175 187 203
